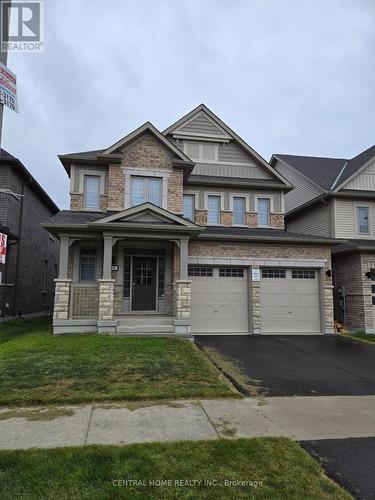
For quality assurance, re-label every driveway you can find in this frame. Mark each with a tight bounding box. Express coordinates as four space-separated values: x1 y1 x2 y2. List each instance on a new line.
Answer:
301 437 375 500
195 335 375 396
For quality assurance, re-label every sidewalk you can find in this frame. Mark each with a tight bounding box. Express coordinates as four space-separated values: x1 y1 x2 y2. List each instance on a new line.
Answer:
1 395 375 450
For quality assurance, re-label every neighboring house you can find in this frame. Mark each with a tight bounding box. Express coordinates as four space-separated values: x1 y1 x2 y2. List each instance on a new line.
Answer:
43 104 335 336
0 149 59 320
271 144 375 333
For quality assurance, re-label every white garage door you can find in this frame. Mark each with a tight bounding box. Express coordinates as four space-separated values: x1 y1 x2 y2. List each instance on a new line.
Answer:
190 266 249 333
260 268 321 334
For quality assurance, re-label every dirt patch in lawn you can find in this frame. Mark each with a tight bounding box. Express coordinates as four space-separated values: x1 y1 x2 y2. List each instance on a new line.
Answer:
0 407 75 421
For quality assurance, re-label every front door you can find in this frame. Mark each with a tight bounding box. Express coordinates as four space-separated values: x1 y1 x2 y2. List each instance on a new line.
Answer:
132 256 157 311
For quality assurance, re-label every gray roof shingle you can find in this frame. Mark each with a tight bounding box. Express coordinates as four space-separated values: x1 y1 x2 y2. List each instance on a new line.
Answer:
275 154 347 191
275 144 375 192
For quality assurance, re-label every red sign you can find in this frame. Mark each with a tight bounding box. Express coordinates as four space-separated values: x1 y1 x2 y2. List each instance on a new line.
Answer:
0 233 7 264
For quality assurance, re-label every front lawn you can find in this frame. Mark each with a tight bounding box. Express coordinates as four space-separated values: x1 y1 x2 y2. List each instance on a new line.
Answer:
0 438 350 499
350 332 375 344
0 318 235 405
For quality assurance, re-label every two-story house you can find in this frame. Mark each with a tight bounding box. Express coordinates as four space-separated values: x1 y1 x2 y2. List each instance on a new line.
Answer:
43 104 335 336
271 144 375 333
0 149 59 320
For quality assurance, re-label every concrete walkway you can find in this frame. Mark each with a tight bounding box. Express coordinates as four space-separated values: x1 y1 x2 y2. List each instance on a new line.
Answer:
1 395 375 450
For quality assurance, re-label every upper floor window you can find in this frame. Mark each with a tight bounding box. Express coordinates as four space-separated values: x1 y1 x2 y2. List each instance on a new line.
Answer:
184 141 218 162
207 195 221 224
131 176 162 207
84 175 100 209
233 197 246 225
183 194 195 221
257 197 271 226
358 206 370 234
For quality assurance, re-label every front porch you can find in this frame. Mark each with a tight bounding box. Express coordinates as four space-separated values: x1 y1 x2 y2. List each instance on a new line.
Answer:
53 235 192 336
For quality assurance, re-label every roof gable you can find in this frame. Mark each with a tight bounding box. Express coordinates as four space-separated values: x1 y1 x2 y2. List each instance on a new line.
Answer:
333 144 375 191
91 202 201 229
164 104 291 186
103 122 191 162
168 110 231 140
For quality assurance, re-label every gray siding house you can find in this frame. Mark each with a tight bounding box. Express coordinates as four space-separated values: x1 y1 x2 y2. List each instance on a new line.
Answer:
271 145 375 333
0 150 59 319
43 104 336 337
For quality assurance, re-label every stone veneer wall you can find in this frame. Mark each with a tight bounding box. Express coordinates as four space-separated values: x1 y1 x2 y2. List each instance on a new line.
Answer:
333 252 375 333
70 193 107 211
98 279 115 321
175 280 191 320
189 241 334 333
193 210 284 229
53 279 71 320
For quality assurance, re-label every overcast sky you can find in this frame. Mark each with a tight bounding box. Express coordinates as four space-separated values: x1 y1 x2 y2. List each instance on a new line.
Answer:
3 0 374 209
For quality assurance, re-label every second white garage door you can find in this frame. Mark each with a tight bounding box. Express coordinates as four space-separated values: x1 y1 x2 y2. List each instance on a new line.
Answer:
190 266 249 333
260 268 321 334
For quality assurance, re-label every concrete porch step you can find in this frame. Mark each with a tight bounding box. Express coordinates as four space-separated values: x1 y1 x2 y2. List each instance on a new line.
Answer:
116 315 174 326
116 325 175 334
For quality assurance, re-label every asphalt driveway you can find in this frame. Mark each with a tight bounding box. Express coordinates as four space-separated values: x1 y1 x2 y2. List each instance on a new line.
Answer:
195 335 375 396
301 438 375 500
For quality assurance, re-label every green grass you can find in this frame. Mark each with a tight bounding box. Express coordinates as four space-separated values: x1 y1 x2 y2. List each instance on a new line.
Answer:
350 332 375 344
0 438 351 500
0 318 236 405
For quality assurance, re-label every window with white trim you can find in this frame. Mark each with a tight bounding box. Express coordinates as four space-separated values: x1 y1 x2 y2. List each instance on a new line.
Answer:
262 268 286 278
188 266 213 277
83 175 100 209
183 194 195 221
292 270 315 279
357 206 370 235
131 176 162 207
257 198 271 226
219 268 244 277
233 197 246 225
207 195 221 224
184 141 218 161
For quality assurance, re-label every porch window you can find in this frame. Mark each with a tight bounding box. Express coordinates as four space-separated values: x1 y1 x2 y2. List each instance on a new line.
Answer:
207 195 221 224
80 250 96 282
257 198 271 226
358 206 369 234
131 176 162 207
83 175 100 209
183 194 195 221
233 197 246 225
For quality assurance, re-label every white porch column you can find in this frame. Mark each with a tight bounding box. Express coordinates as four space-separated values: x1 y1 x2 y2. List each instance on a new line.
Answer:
53 236 71 327
98 235 116 333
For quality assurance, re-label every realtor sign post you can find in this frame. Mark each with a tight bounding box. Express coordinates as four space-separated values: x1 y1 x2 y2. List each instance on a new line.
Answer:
0 61 17 112
0 232 7 264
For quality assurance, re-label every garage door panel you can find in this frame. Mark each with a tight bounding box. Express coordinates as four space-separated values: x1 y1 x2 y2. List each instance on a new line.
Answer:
261 269 321 334
190 267 248 333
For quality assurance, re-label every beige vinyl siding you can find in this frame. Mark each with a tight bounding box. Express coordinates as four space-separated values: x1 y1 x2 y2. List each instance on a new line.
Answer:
179 114 227 137
274 159 323 212
287 202 331 237
218 142 254 164
192 162 272 179
343 158 375 190
335 199 375 239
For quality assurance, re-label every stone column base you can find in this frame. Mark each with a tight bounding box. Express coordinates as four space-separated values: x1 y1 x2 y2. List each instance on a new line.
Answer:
53 279 72 321
98 279 115 321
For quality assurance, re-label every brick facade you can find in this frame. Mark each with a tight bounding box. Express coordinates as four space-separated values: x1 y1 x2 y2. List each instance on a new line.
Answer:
333 252 375 333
